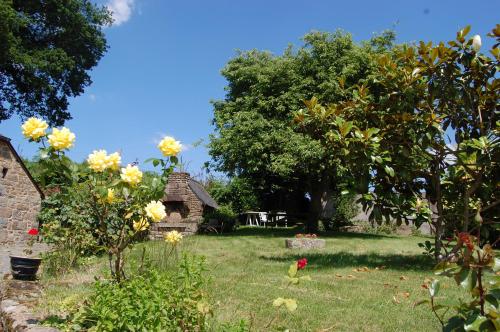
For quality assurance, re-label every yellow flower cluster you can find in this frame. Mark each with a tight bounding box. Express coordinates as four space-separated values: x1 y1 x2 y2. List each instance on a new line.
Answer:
120 164 143 186
158 136 182 157
48 127 75 150
107 152 121 171
164 230 183 245
87 150 122 172
87 150 108 172
145 200 166 222
21 117 48 140
133 218 150 232
273 298 297 312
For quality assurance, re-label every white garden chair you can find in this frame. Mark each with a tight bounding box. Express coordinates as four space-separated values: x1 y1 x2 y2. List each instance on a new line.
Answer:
258 212 268 226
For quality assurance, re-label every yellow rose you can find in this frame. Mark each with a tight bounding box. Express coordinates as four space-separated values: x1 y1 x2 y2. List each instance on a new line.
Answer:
164 230 183 245
21 117 48 140
98 188 116 204
47 127 75 150
133 218 150 232
145 200 166 222
106 188 115 204
158 136 182 157
87 150 109 172
120 164 143 186
106 152 121 171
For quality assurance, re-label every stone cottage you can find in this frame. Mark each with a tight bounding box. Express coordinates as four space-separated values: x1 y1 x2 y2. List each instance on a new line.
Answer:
0 134 43 245
149 172 218 239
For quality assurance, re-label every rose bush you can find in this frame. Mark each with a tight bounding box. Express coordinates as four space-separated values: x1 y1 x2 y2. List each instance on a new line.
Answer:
23 118 181 282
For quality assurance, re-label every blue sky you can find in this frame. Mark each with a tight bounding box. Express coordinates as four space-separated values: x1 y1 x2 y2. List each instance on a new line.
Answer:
0 0 498 177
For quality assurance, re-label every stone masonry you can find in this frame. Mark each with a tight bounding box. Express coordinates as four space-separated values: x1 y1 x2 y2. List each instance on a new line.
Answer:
149 172 218 238
0 137 43 245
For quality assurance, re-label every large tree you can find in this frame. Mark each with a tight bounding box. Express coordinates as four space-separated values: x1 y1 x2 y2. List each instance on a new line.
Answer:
209 30 394 231
0 0 111 125
297 25 499 256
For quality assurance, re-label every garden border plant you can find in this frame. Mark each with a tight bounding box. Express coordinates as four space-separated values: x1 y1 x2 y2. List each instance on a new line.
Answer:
22 117 183 282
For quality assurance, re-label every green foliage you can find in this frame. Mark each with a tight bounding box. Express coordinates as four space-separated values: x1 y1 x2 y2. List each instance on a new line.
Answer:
203 204 237 233
205 176 259 214
322 193 359 230
418 240 436 258
360 222 398 235
209 30 395 231
297 24 500 257
0 0 111 125
417 232 500 331
38 191 99 276
68 256 210 331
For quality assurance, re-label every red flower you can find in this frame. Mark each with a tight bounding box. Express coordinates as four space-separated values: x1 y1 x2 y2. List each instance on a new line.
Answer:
297 258 308 270
458 232 474 251
28 228 39 236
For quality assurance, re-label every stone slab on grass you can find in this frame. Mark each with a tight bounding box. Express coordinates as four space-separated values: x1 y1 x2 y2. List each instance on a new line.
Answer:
285 238 325 249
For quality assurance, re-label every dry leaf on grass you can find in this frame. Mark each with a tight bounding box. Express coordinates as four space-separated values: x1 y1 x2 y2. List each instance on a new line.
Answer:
354 266 370 272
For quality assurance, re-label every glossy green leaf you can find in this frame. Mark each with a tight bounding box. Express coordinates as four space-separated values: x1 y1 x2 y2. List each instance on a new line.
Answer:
429 279 440 297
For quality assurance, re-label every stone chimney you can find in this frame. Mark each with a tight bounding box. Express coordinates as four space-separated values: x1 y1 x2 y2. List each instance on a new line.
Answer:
163 172 190 201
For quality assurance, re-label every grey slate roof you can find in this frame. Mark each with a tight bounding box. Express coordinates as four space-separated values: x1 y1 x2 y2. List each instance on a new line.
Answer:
188 179 219 209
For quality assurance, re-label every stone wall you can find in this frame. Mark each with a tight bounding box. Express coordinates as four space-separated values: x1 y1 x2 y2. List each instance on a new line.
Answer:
149 172 204 238
0 140 42 245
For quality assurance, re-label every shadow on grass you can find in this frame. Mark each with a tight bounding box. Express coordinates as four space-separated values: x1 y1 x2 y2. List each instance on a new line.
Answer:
260 251 434 271
203 226 393 240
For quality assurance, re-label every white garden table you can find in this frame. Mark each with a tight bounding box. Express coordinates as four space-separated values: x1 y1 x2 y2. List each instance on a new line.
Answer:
244 211 265 226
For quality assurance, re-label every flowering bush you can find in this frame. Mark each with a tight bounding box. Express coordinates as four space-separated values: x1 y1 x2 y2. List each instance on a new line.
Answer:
165 230 183 246
417 229 499 331
295 233 317 239
22 117 181 282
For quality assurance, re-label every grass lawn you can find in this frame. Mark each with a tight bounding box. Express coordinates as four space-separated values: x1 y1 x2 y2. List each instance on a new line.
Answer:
36 227 465 331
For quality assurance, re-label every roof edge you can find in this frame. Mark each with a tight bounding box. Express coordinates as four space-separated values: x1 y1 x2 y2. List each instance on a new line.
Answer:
0 135 44 198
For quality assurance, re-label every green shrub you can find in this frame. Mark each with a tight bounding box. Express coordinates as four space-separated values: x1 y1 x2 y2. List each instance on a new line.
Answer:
69 256 210 331
360 222 398 235
202 205 237 233
39 192 99 276
322 193 359 231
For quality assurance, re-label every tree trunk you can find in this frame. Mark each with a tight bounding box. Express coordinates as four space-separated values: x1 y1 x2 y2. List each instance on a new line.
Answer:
429 158 445 261
307 173 330 233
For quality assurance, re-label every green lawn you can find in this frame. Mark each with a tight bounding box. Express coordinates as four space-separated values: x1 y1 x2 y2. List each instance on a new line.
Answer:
37 227 464 331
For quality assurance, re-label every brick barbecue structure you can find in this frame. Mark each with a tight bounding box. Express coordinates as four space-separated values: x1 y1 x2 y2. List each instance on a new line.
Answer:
149 172 218 239
0 134 43 245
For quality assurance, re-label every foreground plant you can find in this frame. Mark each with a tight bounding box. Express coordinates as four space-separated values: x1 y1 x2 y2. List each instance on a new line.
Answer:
23 118 182 282
60 256 210 332
268 258 311 329
417 229 499 331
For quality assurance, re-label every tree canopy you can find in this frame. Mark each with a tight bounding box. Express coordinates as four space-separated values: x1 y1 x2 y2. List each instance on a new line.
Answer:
297 25 499 254
209 30 394 230
0 0 111 125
